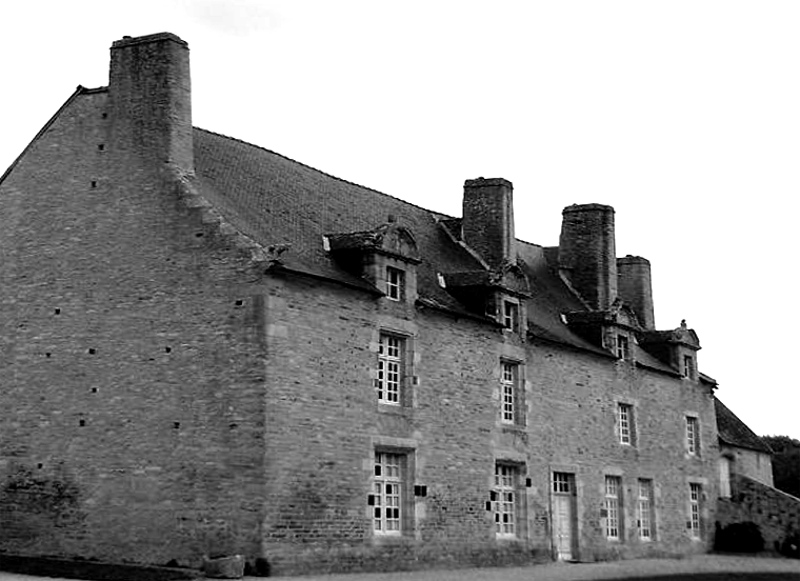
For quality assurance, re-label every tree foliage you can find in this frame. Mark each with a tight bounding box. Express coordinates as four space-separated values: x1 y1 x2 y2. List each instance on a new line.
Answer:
763 435 800 498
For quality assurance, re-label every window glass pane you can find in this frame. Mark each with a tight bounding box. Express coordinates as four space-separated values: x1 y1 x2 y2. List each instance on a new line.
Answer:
377 334 404 405
386 267 404 301
689 483 702 538
618 404 633 444
604 476 622 539
638 479 654 540
494 464 517 536
373 452 404 535
686 417 699 455
501 362 518 424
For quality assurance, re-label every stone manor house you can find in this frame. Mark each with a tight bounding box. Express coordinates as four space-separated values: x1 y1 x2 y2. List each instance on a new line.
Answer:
0 32 771 575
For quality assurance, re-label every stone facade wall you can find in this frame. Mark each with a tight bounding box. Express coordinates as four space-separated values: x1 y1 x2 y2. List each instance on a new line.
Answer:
717 474 800 552
0 91 267 566
256 264 718 574
526 341 717 561
258 273 535 573
720 444 773 487
0 59 720 576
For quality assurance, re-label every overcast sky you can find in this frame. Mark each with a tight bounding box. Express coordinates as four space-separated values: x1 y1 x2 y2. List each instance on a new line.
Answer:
2 1 798 440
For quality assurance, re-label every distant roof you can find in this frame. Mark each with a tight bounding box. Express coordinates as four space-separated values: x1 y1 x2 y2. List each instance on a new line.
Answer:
715 397 772 454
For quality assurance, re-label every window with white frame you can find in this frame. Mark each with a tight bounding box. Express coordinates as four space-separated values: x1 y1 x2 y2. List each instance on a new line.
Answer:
618 403 635 446
493 463 518 537
502 300 519 332
386 266 405 301
553 472 573 494
688 483 702 539
377 333 404 405
500 361 521 425
637 479 655 540
719 457 732 499
604 475 622 540
373 451 405 535
686 416 700 456
616 334 630 360
683 354 695 379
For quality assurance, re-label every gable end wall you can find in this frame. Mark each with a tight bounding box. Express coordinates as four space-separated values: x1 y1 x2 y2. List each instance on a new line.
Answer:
0 91 268 566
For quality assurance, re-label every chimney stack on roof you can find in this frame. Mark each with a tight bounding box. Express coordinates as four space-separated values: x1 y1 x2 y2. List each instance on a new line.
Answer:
109 32 194 174
617 255 655 330
558 203 617 311
462 178 516 269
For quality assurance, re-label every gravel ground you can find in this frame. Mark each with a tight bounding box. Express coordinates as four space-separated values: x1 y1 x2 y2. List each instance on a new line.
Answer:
1 555 798 581
263 555 800 581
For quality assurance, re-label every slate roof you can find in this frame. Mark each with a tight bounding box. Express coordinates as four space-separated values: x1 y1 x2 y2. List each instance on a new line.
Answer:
191 127 689 376
0 81 708 378
715 397 773 454
193 128 483 314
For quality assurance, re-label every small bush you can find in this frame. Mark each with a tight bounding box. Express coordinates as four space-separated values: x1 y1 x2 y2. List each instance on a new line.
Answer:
714 521 765 553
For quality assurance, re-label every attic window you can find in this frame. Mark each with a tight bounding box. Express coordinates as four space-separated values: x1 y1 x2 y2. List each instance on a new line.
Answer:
616 335 630 360
386 266 405 301
502 301 519 332
683 355 695 379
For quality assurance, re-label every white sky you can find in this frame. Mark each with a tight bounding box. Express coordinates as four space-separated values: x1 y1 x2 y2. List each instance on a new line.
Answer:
2 1 798 440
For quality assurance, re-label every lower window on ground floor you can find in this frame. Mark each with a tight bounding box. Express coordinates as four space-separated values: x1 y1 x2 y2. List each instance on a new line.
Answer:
372 451 408 535
688 482 702 539
604 475 623 540
493 463 521 538
637 478 655 541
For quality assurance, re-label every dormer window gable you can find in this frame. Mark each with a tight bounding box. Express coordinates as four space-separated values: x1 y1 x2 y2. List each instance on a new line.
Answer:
562 300 642 361
639 320 701 380
444 262 531 336
325 222 420 304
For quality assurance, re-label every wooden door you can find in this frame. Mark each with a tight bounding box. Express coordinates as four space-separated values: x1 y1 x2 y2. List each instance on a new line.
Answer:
552 472 577 561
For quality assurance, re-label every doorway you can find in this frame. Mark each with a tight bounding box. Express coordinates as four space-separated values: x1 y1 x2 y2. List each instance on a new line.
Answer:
552 472 578 561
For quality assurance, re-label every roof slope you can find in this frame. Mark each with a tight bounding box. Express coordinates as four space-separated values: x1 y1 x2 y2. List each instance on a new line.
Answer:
716 397 773 454
193 128 485 312
191 126 698 373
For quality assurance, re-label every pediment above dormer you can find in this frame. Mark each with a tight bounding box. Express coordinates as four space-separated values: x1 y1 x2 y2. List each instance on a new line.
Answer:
608 298 643 330
563 299 642 333
640 320 700 350
446 260 530 298
324 222 420 304
325 222 421 264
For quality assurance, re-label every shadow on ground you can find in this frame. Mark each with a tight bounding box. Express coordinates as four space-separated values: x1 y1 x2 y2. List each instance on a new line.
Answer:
600 575 798 581
0 555 198 581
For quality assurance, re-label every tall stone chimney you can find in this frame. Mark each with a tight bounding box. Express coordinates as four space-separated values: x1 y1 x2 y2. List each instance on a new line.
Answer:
617 255 655 330
109 33 194 173
462 178 515 269
558 204 617 310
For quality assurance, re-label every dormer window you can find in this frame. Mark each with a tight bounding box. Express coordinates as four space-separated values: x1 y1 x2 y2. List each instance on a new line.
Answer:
386 266 405 301
326 223 420 304
503 300 519 332
616 335 630 360
683 355 695 379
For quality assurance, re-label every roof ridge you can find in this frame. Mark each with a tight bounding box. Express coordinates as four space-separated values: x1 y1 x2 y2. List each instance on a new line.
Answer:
192 126 455 221
192 128 561 250
1 86 89 186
